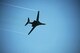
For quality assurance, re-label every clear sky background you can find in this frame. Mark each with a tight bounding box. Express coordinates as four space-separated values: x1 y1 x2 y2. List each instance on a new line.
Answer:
0 0 80 53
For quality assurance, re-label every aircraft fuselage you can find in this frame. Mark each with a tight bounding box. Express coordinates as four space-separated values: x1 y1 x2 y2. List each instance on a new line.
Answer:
31 20 42 27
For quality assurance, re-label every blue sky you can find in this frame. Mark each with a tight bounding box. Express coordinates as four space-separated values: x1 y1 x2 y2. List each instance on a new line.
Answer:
0 0 79 53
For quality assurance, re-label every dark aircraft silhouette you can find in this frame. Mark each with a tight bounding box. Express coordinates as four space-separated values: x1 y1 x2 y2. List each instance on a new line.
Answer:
25 11 45 35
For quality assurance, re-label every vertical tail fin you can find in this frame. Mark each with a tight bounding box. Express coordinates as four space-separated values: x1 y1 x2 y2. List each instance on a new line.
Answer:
25 18 30 26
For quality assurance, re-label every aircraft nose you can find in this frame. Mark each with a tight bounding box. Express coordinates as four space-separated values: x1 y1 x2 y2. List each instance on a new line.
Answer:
41 23 46 25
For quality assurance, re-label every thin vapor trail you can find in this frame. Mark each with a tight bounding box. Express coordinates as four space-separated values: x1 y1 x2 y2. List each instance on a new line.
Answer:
0 28 26 36
0 2 38 12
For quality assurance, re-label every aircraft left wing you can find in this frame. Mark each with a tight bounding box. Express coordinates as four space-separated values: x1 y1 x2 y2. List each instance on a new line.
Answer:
36 11 39 21
28 26 36 35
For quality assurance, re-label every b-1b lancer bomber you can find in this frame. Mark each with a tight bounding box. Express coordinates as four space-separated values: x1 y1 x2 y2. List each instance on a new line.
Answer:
25 11 46 35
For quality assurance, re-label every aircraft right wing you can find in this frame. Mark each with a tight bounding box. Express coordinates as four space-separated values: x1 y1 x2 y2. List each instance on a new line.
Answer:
36 11 39 21
28 26 36 35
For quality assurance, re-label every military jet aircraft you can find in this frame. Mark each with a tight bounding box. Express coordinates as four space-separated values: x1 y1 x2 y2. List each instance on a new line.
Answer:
25 11 45 35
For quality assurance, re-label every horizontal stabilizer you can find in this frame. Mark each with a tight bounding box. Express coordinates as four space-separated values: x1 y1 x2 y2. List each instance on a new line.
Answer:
25 18 30 26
